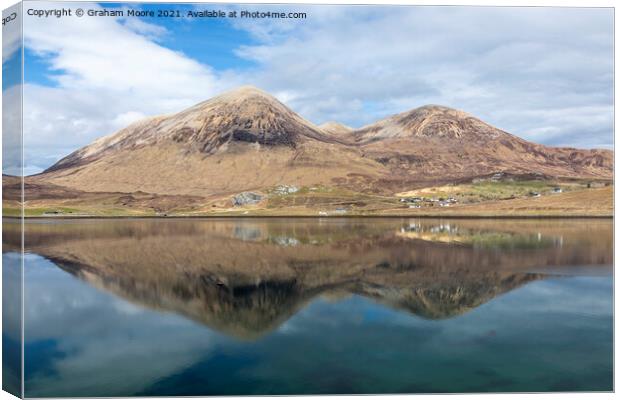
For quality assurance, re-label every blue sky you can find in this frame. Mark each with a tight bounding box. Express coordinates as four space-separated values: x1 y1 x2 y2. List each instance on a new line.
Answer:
2 50 21 91
24 3 259 84
5 2 614 174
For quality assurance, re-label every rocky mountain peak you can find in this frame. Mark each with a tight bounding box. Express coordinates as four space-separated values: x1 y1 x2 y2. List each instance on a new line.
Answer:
45 86 331 172
354 104 506 142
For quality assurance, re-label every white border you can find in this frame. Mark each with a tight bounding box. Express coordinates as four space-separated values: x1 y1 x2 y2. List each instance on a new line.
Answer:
0 1 616 400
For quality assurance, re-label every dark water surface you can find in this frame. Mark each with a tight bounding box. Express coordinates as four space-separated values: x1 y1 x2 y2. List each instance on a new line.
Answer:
2 218 613 396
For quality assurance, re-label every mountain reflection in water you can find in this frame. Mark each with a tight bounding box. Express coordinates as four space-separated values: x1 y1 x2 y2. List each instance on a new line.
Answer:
5 218 611 339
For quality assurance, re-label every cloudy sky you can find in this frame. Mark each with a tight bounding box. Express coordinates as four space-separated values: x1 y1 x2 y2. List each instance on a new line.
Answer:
3 2 614 174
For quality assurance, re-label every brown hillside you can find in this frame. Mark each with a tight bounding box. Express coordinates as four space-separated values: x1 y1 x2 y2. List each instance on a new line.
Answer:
356 105 613 186
27 87 612 203
319 121 354 137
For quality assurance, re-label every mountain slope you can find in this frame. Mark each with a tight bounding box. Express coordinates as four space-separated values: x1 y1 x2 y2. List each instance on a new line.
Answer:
354 105 503 141
32 88 612 202
319 121 354 137
36 86 384 197
47 86 335 173
356 105 613 185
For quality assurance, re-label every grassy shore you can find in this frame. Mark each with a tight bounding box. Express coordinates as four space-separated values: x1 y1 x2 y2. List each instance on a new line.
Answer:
3 185 612 218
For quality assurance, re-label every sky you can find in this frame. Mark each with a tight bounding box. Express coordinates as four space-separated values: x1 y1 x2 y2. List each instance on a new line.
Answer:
2 2 614 174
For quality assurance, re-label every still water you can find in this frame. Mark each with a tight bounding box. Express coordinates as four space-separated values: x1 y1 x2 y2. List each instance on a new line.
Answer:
2 218 613 396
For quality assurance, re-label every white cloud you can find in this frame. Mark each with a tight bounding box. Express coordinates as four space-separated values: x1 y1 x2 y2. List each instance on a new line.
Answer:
112 110 149 127
2 3 22 64
2 85 22 176
24 4 217 94
120 15 169 41
20 4 614 174
22 3 234 173
230 6 613 147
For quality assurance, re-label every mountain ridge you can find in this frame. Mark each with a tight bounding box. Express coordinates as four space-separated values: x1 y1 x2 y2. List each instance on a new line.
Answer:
319 121 354 137
32 86 612 202
354 104 506 142
46 86 341 173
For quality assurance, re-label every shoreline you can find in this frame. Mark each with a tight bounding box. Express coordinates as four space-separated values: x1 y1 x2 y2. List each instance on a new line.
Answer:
2 214 614 220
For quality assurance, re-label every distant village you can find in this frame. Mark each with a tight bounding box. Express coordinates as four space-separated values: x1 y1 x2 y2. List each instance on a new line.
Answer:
399 196 457 208
397 186 564 209
219 176 610 217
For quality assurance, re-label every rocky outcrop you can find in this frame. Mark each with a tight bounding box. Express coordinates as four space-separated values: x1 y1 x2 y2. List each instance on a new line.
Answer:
232 192 263 206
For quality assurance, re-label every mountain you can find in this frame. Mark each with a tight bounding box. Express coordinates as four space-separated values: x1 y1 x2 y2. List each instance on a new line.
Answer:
47 86 334 172
319 121 354 137
355 105 502 141
36 86 382 197
352 105 613 188
27 86 612 211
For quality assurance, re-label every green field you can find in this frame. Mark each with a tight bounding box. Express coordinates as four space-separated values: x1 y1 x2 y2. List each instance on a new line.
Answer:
397 180 591 204
3 180 612 218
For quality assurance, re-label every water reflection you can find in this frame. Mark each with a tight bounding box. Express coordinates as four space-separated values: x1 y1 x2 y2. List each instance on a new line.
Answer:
4 218 612 339
1 218 613 395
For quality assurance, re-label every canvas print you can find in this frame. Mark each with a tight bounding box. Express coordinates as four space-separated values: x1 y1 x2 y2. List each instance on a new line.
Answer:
2 1 614 397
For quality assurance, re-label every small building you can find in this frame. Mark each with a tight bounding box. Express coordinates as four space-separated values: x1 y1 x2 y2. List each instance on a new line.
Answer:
491 172 505 181
274 185 299 195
